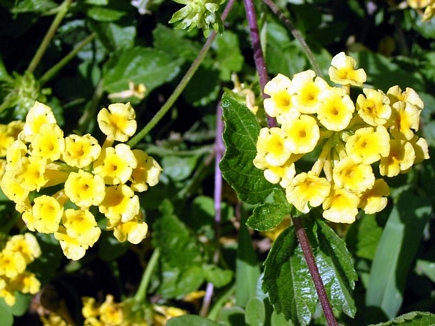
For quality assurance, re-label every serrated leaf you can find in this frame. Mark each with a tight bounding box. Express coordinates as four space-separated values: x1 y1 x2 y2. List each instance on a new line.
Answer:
245 297 266 326
158 263 205 299
167 315 221 326
220 92 276 204
102 47 181 95
152 200 202 267
314 219 357 318
369 311 435 326
247 188 290 231
366 189 432 321
263 226 317 325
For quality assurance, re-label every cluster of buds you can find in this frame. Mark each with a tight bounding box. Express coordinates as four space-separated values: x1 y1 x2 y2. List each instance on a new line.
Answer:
0 233 41 306
0 101 162 260
254 52 429 223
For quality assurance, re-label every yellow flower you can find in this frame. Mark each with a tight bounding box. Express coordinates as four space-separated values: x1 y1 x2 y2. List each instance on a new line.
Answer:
97 103 137 142
356 88 391 126
333 157 375 194
0 283 16 306
380 139 416 177
11 156 48 191
388 101 421 140
99 295 123 325
11 271 40 294
263 158 296 188
5 233 41 264
63 134 101 168
328 52 367 87
359 179 390 214
99 185 140 224
0 170 29 204
113 213 148 244
317 87 355 131
0 250 26 278
387 85 424 110
20 101 57 143
263 74 297 121
322 186 360 223
282 115 320 154
32 195 64 233
285 172 331 213
62 209 101 247
345 126 390 164
93 144 137 185
0 125 14 157
289 70 329 114
54 226 88 261
423 3 435 21
130 149 162 192
29 123 65 162
410 135 430 164
5 139 27 170
256 127 292 166
65 169 106 208
407 0 431 9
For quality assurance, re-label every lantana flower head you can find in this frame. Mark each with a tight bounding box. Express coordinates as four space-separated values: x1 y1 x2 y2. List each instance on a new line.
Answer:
63 134 101 168
97 102 137 142
254 52 429 223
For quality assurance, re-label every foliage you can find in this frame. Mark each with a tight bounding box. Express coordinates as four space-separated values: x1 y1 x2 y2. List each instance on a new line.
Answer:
0 0 435 325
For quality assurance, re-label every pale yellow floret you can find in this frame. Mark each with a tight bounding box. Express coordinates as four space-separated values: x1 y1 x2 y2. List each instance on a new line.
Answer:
93 144 137 185
263 159 296 188
54 226 88 261
317 87 355 131
32 195 64 233
63 134 102 168
256 127 292 167
387 85 424 110
0 170 30 204
11 156 48 191
0 250 27 278
333 157 375 194
411 136 430 164
5 139 27 171
345 126 390 164
99 295 123 325
20 101 57 143
0 125 14 157
359 179 390 214
5 233 41 264
264 73 297 121
380 139 416 177
356 88 391 126
97 103 137 142
388 101 421 140
65 170 106 208
282 115 320 154
290 70 329 114
328 52 367 87
12 271 41 294
130 149 162 192
0 283 16 306
63 209 101 246
322 186 360 223
285 171 331 213
113 212 148 244
99 185 140 224
29 123 65 162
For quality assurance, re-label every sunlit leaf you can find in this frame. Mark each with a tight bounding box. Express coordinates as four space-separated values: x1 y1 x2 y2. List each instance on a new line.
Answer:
167 315 221 326
369 311 435 326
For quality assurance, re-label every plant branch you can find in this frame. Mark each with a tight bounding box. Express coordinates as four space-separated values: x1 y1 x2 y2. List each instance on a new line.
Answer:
40 33 96 86
292 217 338 326
127 0 237 148
262 0 323 78
243 0 276 128
27 0 73 74
134 247 161 303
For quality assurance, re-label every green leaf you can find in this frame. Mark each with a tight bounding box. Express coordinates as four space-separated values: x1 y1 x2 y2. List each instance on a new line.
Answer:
203 264 233 288
89 20 136 51
355 214 383 260
218 306 245 325
11 0 57 13
236 209 261 307
369 311 435 326
102 46 182 95
7 292 30 316
247 189 290 231
315 219 357 318
152 200 202 267
0 300 13 326
212 31 244 81
87 6 127 22
366 189 432 321
158 263 205 299
182 66 221 107
167 315 221 326
161 155 200 182
245 297 266 326
30 233 62 285
220 92 276 204
263 226 317 325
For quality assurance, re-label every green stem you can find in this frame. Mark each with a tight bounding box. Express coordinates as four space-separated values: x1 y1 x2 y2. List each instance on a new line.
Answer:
77 79 104 134
134 247 160 303
127 0 236 148
263 0 323 78
40 33 96 86
27 0 73 74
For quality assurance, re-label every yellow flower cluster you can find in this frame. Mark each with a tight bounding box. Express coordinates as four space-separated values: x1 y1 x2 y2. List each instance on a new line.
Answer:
0 120 24 172
80 295 186 326
254 52 429 223
0 233 41 306
0 101 162 260
407 0 435 21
